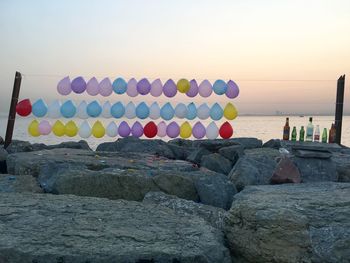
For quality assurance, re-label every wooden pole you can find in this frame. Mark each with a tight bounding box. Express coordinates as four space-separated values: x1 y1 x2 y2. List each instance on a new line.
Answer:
4 72 22 149
334 75 345 145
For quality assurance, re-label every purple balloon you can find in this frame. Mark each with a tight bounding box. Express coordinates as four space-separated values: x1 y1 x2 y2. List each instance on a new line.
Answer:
137 78 151 95
150 79 163 97
226 80 239 99
86 77 99 96
118 121 131 137
131 121 144 138
198 80 212 97
163 79 177 98
192 122 206 139
157 121 167 137
126 78 138 97
99 78 113 97
57 76 71 96
166 121 180 138
71 77 86 94
186 79 199 97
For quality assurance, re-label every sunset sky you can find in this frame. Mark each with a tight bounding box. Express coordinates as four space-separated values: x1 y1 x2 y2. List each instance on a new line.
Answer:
0 0 349 115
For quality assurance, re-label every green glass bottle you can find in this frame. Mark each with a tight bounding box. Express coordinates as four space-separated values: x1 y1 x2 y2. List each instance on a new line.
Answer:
291 126 297 141
322 128 327 143
299 126 305 142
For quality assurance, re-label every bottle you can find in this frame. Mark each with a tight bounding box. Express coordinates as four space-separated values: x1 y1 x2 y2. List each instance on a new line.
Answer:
329 123 336 143
314 125 320 142
291 126 297 141
322 128 327 143
299 126 305 142
306 117 314 141
283 117 290 140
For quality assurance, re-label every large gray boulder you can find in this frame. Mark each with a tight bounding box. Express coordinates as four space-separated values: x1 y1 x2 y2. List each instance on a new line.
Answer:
6 140 91 153
0 192 231 262
224 183 350 263
5 140 33 153
332 151 350 182
218 144 244 164
0 174 42 193
0 146 7 173
192 137 262 151
201 153 233 174
186 148 211 164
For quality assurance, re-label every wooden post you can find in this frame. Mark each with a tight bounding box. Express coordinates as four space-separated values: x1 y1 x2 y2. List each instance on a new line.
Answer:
334 75 345 145
4 71 22 149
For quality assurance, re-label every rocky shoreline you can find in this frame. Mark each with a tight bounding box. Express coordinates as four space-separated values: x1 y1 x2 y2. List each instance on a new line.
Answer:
0 137 349 262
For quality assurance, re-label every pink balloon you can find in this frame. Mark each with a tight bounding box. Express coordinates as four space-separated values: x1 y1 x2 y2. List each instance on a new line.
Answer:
192 122 206 139
157 121 167 137
166 121 180 138
99 78 113 97
57 76 71 96
118 121 131 137
38 120 51 135
86 77 99 96
198 80 212 97
131 121 144 138
226 80 239 98
150 79 163 97
163 79 177 98
126 78 138 97
186 79 199 97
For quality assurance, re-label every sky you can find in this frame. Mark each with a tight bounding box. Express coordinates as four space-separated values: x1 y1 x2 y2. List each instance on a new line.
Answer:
0 0 349 117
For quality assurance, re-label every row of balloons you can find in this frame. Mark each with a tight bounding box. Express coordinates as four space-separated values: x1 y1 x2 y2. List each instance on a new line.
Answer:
17 99 238 121
57 77 240 98
28 120 234 139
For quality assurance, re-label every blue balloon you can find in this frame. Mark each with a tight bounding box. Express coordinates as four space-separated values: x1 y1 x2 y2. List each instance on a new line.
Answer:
32 99 48 117
210 103 223 120
111 102 125 118
160 102 175 120
186 102 197 120
135 102 149 119
112 78 127 94
60 100 76 118
213 80 227 95
87 100 102 117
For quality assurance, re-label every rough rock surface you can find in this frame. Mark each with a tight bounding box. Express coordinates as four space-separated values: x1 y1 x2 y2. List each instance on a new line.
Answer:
186 148 211 164
218 144 244 163
224 183 350 263
0 146 7 173
332 151 350 182
201 153 232 174
6 140 91 153
192 137 262 151
0 174 43 193
0 192 231 263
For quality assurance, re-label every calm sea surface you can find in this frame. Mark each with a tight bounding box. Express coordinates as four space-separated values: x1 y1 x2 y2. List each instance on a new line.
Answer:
1 116 349 149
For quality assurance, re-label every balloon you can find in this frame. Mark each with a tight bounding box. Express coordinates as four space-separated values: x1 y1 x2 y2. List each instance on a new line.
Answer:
186 79 199 97
157 121 167 137
92 121 105 138
213 79 227 95
226 80 239 99
144 121 158 138
32 99 48 117
192 122 206 139
71 77 86 94
16 99 32 116
197 103 210 120
65 120 78 137
57 76 71 96
149 102 160 120
48 100 61 119
177 79 190 93
87 100 102 117
131 121 143 138
180 121 192 139
52 120 65 137
99 78 113 97
198 80 212 97
101 101 112 118
111 102 125 118
125 102 136 119
160 102 174 120
186 102 197 120
112 77 127 94
206 122 219 139
126 78 138 97
163 79 177 98
210 103 224 120
135 102 149 119
79 121 92 138
28 120 40 137
223 103 238 120
86 77 99 96
60 100 76 118
150 79 163 97
137 78 151 95
38 120 51 135
118 121 131 137
166 122 180 138
106 121 118 137
174 103 188 119
219 122 233 139
76 101 89 119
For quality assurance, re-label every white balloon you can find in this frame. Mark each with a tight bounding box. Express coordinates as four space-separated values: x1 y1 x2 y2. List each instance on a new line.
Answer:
101 101 112 118
106 121 118 137
77 101 89 119
206 122 219 139
197 103 210 120
125 102 136 119
47 100 61 119
149 102 160 120
79 120 92 138
174 103 188 119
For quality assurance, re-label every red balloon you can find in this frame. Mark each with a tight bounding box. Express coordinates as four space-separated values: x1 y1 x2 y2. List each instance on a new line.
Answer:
144 121 158 138
16 99 32 116
219 122 233 139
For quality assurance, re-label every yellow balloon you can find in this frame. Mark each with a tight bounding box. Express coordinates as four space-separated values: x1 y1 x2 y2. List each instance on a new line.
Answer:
28 120 40 137
65 120 78 137
180 121 192 139
177 79 190 93
92 121 105 138
224 103 238 120
52 120 65 137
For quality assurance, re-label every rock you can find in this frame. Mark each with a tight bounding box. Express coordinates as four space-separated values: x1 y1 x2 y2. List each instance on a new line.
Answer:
230 137 263 149
6 140 92 153
0 136 4 145
0 192 231 262
192 138 262 151
294 149 332 159
0 146 8 173
167 143 195 160
218 144 244 163
332 152 350 182
224 183 350 263
201 153 232 174
0 174 42 193
48 140 91 151
281 141 343 153
5 140 33 154
168 138 194 148
186 148 211 164
263 139 282 149
270 157 301 184
143 191 227 230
